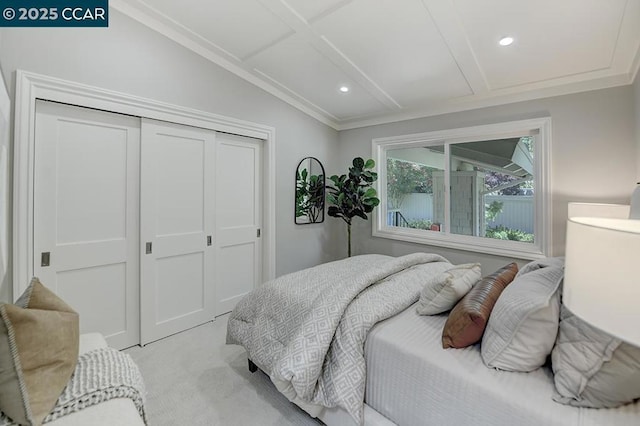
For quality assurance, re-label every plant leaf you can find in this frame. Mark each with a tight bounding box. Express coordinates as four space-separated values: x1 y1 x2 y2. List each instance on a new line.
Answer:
364 188 376 198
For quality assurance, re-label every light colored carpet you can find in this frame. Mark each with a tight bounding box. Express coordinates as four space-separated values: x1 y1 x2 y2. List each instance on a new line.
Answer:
126 315 322 426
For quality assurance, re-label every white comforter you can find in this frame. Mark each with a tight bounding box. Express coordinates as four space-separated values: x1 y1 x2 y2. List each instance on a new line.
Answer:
226 253 451 424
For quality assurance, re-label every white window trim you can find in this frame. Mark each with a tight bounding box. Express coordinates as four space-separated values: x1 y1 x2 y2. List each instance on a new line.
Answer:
372 118 552 260
12 70 277 298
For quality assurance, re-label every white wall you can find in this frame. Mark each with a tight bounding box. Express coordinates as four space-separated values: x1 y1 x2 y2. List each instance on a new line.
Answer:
0 10 341 301
0 33 10 302
338 86 636 274
635 74 640 182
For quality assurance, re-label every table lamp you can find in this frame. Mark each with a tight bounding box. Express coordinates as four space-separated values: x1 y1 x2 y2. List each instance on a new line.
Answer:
564 184 640 345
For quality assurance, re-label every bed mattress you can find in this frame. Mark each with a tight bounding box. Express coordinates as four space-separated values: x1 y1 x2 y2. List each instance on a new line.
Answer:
362 304 640 426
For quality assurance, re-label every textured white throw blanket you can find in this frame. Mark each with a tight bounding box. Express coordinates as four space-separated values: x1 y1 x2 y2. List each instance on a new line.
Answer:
0 348 147 425
227 253 451 424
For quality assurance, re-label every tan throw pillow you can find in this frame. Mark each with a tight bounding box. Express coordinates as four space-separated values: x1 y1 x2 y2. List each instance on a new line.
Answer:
416 263 481 315
0 278 79 426
442 263 518 349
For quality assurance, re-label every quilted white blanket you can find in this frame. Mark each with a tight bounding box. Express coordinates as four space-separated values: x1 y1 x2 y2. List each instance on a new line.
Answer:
226 252 451 424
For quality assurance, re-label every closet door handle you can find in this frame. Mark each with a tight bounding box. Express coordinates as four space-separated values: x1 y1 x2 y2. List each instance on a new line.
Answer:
207 236 212 246
41 252 51 267
145 242 152 254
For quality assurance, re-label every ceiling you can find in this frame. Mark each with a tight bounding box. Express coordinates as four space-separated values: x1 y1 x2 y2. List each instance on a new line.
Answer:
111 0 640 130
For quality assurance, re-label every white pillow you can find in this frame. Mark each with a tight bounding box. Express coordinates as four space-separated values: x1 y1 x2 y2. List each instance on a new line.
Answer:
481 257 564 372
416 263 481 315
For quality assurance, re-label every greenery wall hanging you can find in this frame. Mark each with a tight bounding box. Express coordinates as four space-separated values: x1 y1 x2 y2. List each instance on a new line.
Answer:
326 157 380 257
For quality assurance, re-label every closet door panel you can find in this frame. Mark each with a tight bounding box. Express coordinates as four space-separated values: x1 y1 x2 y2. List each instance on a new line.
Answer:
154 135 205 235
33 100 140 350
155 252 204 322
56 263 128 337
140 119 215 345
54 124 128 243
215 133 262 315
217 244 255 305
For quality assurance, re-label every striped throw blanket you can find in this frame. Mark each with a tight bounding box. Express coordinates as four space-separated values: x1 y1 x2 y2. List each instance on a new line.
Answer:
0 348 147 425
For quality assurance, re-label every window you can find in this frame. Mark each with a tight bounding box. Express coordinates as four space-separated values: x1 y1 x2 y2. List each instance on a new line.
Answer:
372 118 551 259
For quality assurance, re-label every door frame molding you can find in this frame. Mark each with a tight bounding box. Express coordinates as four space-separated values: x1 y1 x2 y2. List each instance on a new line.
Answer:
13 70 277 299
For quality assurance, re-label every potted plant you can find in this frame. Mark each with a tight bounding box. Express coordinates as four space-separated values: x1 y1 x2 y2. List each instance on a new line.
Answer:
326 157 380 257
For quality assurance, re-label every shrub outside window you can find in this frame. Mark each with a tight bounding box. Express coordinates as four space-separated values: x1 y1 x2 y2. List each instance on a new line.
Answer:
372 118 551 259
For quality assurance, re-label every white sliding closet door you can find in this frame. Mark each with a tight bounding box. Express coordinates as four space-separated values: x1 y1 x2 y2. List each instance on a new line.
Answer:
33 101 140 350
140 119 215 345
215 133 262 315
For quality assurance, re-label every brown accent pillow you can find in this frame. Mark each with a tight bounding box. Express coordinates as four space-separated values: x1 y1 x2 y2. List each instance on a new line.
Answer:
442 263 518 349
0 278 79 426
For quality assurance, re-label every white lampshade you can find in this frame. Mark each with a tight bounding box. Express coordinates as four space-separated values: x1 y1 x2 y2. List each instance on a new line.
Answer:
564 216 640 345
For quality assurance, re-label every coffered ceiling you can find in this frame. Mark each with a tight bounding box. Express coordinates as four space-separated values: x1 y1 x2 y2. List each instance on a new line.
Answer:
111 0 640 130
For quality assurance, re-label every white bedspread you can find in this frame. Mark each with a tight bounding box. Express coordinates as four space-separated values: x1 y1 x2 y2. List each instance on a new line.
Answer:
227 253 451 424
364 305 640 426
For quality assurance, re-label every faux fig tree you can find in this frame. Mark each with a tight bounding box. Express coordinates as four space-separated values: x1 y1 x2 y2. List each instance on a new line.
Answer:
326 157 380 257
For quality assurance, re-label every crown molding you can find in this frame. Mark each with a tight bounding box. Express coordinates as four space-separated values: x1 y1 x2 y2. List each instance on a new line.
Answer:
337 72 633 130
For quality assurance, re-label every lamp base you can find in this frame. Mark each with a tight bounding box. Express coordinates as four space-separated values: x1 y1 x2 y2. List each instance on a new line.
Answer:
631 183 640 220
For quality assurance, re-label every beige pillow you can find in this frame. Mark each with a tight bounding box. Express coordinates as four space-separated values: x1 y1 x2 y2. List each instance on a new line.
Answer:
416 263 481 315
0 278 79 426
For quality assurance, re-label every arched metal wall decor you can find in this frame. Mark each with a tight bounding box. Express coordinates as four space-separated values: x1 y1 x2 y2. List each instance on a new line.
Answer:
295 157 325 224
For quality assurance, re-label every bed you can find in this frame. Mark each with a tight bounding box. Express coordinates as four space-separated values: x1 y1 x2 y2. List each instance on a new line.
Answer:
226 253 640 426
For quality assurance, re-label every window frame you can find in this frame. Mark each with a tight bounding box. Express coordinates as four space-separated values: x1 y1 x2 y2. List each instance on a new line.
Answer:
371 117 552 259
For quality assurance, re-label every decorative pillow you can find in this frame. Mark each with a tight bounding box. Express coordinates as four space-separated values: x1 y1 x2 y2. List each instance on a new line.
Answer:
442 263 518 349
481 257 564 371
551 304 640 408
0 278 79 426
416 263 481 315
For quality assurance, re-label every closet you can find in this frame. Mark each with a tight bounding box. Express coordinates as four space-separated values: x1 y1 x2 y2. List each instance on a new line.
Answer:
33 100 262 348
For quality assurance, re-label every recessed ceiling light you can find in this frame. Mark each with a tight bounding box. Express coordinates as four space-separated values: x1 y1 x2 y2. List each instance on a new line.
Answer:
499 36 514 46
339 86 350 93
